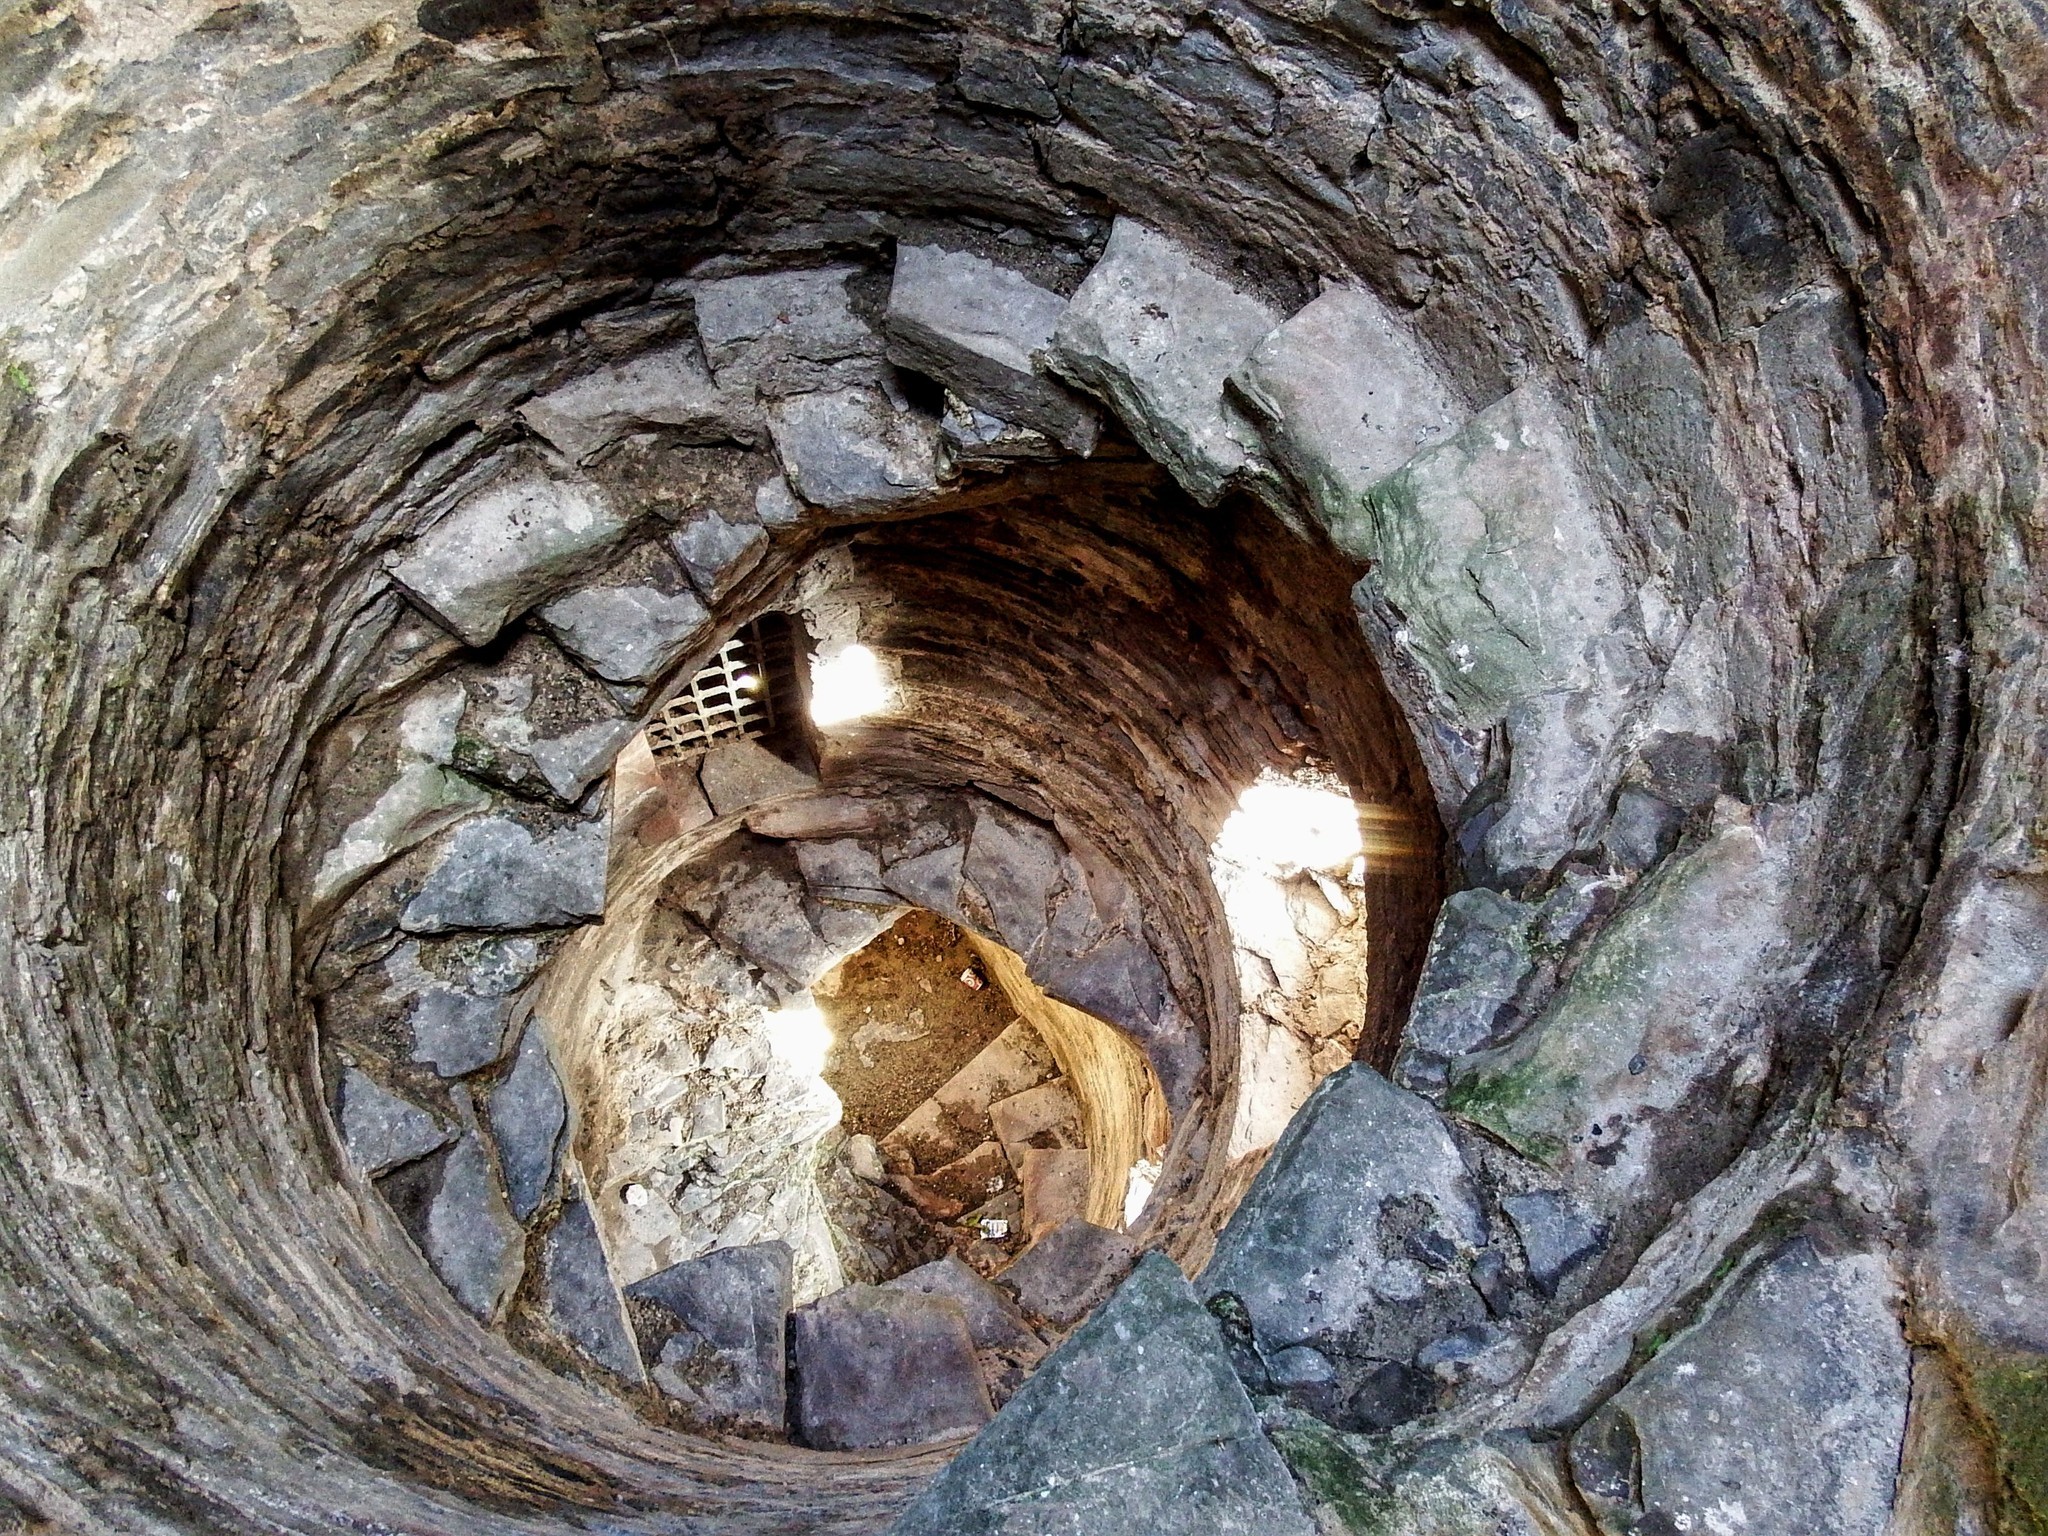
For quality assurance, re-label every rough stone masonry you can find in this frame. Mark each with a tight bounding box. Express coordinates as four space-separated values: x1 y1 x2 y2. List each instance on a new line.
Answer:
0 0 2044 1534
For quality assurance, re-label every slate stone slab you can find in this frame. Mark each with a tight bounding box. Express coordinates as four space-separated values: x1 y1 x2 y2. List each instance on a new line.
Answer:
394 934 541 1078
628 1240 792 1433
889 1252 1319 1536
1570 1236 1907 1536
311 762 492 907
379 1127 525 1322
1199 1064 1486 1362
517 344 749 464
1445 819 1791 1222
338 1068 452 1176
400 816 607 933
885 244 1100 453
669 511 769 601
697 740 818 817
1048 217 1280 505
537 577 708 687
1393 888 1537 1096
765 386 945 512
1231 281 1462 516
998 1218 1138 1327
790 1284 992 1450
388 469 630 648
488 1022 567 1221
690 266 878 397
885 1254 1039 1353
539 1198 644 1380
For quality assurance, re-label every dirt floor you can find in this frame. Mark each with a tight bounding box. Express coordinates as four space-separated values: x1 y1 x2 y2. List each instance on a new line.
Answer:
817 910 1017 1139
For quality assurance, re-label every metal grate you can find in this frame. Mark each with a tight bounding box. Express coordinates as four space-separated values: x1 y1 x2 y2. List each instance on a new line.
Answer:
646 625 777 759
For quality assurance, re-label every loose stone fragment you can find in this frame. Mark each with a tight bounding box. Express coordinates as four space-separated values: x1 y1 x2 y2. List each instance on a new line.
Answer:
997 1217 1138 1327
885 244 1100 453
1049 217 1281 505
890 1252 1319 1536
540 1198 645 1381
338 1068 453 1176
388 468 630 648
789 1284 992 1450
400 816 608 933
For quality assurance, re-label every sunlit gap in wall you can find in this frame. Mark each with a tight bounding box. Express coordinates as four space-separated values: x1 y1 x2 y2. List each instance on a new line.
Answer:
1213 767 1367 878
763 1003 836 1078
809 643 892 726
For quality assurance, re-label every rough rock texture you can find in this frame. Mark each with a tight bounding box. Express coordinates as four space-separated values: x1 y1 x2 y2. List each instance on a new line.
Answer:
1200 1065 1486 1362
1570 1236 1908 1536
1049 218 1280 505
891 1253 1318 1535
628 1241 792 1432
790 1285 993 1451
0 0 2038 1529
885 244 1100 453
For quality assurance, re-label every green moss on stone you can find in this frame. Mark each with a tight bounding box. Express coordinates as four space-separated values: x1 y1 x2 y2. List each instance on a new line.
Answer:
1270 1422 1400 1535
3 360 30 393
1443 1059 1571 1166
1977 1358 2048 1536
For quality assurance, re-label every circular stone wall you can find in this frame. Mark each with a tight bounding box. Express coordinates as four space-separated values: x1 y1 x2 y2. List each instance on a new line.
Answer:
2 2 2044 1532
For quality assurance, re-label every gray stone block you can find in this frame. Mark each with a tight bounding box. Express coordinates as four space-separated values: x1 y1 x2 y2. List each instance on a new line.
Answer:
1231 281 1462 515
338 1067 452 1176
669 511 768 601
885 244 1100 453
764 386 944 513
517 344 750 464
388 469 630 648
998 1218 1138 1327
1048 217 1280 506
1393 887 1537 1094
697 739 817 818
381 1128 525 1322
1570 1236 1907 1536
395 934 541 1078
790 1284 992 1450
537 577 708 687
962 803 1065 957
399 816 607 934
488 1022 566 1221
1199 1064 1486 1360
1502 1189 1605 1295
890 1252 1318 1536
539 1198 644 1381
689 266 878 397
628 1241 792 1432
885 1254 1039 1352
